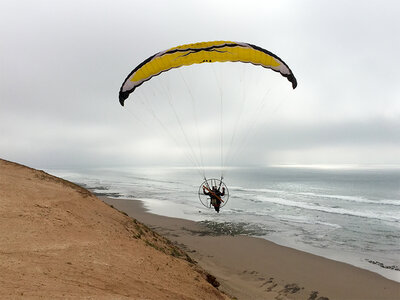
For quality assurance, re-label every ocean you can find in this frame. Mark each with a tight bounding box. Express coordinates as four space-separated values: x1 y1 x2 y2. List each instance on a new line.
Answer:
48 165 400 282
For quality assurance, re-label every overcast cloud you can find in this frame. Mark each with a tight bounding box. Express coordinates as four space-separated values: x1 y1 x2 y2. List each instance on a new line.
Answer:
1 0 399 169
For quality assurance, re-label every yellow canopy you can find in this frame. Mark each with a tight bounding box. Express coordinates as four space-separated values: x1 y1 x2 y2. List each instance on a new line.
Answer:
119 41 297 106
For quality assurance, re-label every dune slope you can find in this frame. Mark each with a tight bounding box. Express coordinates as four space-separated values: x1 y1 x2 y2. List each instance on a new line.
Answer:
0 159 229 299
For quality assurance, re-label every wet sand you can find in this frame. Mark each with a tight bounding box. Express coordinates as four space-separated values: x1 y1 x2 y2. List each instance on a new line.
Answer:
103 197 400 300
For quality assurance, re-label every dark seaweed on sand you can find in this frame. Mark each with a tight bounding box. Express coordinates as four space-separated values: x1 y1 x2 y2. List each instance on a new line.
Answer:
197 221 274 236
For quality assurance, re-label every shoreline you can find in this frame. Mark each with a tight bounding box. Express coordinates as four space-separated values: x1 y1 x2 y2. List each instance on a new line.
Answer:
100 193 399 283
102 196 400 300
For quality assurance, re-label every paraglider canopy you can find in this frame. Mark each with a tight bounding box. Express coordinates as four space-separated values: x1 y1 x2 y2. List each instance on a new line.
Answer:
119 41 297 106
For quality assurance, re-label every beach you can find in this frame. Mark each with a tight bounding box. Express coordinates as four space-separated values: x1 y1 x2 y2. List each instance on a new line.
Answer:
103 197 400 300
1 158 399 299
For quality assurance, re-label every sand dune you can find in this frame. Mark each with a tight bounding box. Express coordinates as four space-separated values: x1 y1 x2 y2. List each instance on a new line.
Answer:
0 159 229 299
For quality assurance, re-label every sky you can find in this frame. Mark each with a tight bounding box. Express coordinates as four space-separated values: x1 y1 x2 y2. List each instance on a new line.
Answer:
1 0 399 170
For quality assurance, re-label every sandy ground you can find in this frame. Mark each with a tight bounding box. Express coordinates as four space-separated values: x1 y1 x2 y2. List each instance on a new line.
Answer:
0 159 230 299
103 198 400 300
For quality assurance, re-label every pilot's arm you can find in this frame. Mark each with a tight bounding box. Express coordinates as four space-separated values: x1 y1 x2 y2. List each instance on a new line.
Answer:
203 186 210 195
